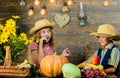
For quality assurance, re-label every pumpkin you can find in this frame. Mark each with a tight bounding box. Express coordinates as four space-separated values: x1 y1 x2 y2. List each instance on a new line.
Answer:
40 55 69 77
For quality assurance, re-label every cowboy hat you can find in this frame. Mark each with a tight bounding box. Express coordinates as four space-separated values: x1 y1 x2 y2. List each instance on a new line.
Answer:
30 19 55 34
90 24 120 41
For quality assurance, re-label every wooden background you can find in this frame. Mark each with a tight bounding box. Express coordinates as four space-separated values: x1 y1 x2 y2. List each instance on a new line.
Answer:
0 0 120 65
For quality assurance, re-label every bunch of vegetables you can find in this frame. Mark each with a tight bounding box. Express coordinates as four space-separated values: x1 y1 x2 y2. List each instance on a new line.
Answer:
82 55 106 78
16 59 31 69
30 64 41 78
16 59 41 78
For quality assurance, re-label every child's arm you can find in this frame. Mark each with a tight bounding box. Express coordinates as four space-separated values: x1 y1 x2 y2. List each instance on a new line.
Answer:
30 50 38 64
38 39 44 64
28 42 38 65
77 60 90 68
104 67 116 73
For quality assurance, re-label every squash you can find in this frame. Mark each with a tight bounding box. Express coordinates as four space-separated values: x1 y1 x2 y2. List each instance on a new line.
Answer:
40 55 69 77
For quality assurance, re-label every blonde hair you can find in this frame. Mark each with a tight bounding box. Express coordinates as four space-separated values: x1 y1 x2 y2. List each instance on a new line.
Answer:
27 44 33 63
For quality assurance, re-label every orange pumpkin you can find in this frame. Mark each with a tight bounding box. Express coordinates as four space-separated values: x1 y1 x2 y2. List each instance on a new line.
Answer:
40 55 69 77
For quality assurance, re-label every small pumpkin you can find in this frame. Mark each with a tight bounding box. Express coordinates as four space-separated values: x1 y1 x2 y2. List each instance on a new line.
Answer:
40 55 69 77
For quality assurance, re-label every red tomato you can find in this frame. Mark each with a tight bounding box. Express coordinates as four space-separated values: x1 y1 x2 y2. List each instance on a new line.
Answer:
91 55 100 65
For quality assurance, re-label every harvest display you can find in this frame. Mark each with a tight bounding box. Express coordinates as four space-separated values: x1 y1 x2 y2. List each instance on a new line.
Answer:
81 55 106 78
39 55 107 78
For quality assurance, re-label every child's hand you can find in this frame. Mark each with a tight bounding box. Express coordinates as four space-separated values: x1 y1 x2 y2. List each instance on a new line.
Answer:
62 48 72 56
40 36 47 45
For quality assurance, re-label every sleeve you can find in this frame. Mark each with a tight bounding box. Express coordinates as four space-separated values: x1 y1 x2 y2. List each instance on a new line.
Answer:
108 47 120 68
88 50 98 62
30 42 38 52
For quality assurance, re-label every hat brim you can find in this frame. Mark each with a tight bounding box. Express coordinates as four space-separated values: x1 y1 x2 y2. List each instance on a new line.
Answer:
90 32 120 41
30 23 55 34
111 35 120 41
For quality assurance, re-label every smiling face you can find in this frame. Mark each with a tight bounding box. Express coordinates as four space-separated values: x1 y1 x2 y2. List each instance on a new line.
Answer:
98 36 112 47
40 27 52 43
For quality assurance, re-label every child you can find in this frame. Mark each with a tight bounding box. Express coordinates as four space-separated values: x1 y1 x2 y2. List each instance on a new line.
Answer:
28 19 71 67
78 24 120 74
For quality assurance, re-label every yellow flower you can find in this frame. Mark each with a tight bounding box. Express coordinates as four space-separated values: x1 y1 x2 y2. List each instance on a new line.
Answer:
5 19 16 27
19 33 28 40
10 27 16 36
0 33 8 44
2 26 11 36
46 20 51 25
29 37 34 43
35 37 40 43
12 15 21 19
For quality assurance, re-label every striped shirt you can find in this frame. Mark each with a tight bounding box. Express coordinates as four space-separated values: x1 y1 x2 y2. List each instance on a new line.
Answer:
88 43 120 68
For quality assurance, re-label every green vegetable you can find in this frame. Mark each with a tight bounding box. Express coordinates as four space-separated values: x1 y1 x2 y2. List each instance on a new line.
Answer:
62 63 81 78
30 64 41 78
98 64 104 70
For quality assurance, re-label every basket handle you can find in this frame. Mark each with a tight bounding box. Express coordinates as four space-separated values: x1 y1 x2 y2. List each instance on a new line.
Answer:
4 46 12 67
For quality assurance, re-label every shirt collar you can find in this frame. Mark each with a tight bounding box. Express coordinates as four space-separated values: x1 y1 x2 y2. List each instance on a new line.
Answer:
102 43 114 50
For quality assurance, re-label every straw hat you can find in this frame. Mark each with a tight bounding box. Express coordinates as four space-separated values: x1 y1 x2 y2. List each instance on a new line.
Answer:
30 19 55 34
90 24 120 41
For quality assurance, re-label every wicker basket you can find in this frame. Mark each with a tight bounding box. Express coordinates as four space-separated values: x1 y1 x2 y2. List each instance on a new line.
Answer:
0 46 31 77
0 66 30 77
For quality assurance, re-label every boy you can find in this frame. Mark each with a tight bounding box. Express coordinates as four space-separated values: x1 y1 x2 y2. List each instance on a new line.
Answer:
78 24 120 75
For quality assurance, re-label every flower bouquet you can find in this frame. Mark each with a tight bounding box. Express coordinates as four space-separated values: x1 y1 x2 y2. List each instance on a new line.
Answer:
0 15 31 63
0 15 33 77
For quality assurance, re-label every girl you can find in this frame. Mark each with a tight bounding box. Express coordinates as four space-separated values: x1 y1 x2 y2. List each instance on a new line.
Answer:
28 19 71 67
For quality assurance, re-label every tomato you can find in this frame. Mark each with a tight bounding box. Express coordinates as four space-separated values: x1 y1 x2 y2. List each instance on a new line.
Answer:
91 55 100 65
